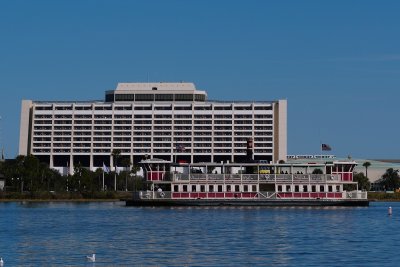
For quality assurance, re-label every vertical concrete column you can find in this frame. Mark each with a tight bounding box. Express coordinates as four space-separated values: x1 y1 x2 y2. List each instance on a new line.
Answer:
89 153 93 171
69 154 74 175
49 154 54 169
130 153 133 169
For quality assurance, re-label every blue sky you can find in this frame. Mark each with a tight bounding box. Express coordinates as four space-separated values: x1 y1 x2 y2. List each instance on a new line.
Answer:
1 0 399 159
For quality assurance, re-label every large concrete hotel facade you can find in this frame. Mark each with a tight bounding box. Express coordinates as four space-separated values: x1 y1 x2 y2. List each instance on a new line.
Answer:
19 83 287 175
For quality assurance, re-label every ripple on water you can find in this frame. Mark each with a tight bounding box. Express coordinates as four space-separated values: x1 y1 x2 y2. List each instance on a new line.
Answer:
0 202 399 266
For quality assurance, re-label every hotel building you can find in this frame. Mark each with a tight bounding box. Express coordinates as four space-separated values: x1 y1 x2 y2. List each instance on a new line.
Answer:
19 83 287 174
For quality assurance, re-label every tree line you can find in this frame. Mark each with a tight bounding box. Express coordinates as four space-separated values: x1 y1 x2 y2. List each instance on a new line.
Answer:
0 154 143 194
353 161 400 191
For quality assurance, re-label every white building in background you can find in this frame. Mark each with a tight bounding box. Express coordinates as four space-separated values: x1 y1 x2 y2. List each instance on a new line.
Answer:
19 82 287 175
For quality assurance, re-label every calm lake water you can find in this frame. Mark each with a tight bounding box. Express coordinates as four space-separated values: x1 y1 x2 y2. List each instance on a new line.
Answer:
0 201 399 266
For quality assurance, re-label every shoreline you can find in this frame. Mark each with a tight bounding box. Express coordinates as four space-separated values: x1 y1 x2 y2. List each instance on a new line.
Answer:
0 198 123 202
1 192 400 203
0 198 399 203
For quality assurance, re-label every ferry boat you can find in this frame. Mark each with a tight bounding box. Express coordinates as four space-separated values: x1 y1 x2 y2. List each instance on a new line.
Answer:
126 158 369 207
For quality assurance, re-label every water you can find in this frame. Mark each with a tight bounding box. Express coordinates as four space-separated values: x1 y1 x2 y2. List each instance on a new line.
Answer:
0 201 399 267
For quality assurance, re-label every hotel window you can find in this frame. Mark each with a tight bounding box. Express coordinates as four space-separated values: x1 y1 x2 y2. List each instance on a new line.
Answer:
194 94 206 101
135 94 154 101
155 94 173 101
194 106 211 110
175 94 193 101
254 106 272 110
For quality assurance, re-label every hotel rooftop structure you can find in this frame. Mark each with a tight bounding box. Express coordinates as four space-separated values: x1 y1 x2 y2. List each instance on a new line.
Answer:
19 82 287 174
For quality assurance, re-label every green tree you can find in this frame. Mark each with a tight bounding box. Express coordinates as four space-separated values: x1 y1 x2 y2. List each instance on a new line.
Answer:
380 168 400 191
111 149 122 168
131 164 141 191
353 172 370 191
120 157 131 191
111 149 121 190
362 161 371 179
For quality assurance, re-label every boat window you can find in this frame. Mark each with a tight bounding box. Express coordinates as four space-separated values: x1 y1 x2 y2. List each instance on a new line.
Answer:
226 185 231 192
320 185 325 192
252 185 257 192
192 185 197 192
295 185 299 192
209 185 214 192
174 185 179 192
328 186 333 192
218 185 223 192
312 185 316 192
277 185 282 192
183 185 188 192
235 185 240 192
303 185 308 192
336 185 340 192
200 185 205 192
243 185 248 192
286 185 291 192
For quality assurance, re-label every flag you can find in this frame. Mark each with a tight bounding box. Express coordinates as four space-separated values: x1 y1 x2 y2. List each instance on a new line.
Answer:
321 143 332 151
176 144 186 152
103 162 110 173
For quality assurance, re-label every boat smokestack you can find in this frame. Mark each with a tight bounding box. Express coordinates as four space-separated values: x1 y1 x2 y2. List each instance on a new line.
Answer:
247 138 254 161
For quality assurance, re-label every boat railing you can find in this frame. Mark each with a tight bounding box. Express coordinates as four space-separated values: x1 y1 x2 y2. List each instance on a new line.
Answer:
173 173 341 183
138 190 172 200
258 191 278 199
136 190 368 200
344 190 368 200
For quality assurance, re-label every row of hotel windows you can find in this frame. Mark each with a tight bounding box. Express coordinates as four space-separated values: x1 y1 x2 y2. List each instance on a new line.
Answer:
111 93 206 102
33 137 273 142
33 143 273 148
33 120 273 125
277 184 342 193
173 184 258 193
34 127 272 133
32 149 273 154
34 104 273 111
33 132 273 137
34 126 272 131
34 127 264 132
34 114 273 119
34 125 272 130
